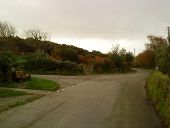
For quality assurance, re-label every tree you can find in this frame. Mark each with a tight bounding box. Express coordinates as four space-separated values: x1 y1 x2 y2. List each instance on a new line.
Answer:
134 50 155 68
109 45 133 71
146 36 168 51
124 52 134 66
0 51 14 82
24 28 49 41
91 50 103 56
135 35 168 69
0 21 17 38
58 48 79 62
79 55 94 64
155 46 170 75
0 51 27 82
111 44 120 55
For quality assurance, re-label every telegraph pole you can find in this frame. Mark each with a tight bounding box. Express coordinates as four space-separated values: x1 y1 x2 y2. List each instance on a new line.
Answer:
168 26 170 44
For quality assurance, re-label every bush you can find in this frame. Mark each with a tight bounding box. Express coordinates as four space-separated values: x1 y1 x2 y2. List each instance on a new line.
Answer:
109 46 134 72
0 51 14 82
24 53 84 74
25 58 58 71
134 50 155 69
58 48 79 62
146 71 170 127
155 46 170 76
93 59 114 73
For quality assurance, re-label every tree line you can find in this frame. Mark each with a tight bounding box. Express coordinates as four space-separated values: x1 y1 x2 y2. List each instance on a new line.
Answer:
0 20 134 82
141 29 170 128
134 32 170 75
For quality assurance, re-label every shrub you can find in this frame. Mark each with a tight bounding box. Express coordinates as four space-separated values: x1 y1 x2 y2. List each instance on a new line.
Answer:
134 50 155 68
58 48 79 62
0 51 14 82
25 58 58 71
109 46 134 72
93 59 114 73
24 53 84 74
155 46 170 76
146 71 170 127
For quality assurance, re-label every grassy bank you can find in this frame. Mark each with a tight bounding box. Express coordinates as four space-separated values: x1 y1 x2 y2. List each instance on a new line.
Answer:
0 88 43 113
0 94 43 113
146 71 170 128
0 89 28 98
26 78 59 91
0 77 59 91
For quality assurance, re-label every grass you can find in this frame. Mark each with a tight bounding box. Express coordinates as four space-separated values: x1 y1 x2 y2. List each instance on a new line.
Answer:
0 77 59 91
146 71 170 128
0 82 18 88
0 94 43 113
25 77 59 91
0 89 28 98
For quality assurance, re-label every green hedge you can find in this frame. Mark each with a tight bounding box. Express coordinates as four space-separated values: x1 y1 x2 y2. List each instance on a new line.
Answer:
25 58 84 74
155 46 170 76
146 71 170 128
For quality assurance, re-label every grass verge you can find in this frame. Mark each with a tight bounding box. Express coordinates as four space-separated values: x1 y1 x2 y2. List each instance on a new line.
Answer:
0 89 28 98
25 77 59 91
0 94 43 113
0 77 59 91
146 71 170 128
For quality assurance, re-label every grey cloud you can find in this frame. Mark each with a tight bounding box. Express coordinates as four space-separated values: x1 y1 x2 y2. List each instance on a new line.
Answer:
0 0 169 51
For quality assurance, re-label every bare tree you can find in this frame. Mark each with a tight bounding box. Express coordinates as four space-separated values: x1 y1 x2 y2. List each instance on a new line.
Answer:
24 28 50 41
0 21 17 38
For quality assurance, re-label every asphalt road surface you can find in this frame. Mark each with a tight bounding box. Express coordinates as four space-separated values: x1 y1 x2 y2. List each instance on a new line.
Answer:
0 69 161 128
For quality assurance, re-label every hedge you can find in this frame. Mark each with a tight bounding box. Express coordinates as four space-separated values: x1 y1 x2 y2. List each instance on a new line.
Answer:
146 71 170 128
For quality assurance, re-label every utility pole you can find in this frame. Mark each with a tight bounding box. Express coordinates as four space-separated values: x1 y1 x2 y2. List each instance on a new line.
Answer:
168 26 170 44
134 48 136 56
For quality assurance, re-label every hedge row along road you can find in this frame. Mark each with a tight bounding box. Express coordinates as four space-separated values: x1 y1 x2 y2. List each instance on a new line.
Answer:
0 69 161 128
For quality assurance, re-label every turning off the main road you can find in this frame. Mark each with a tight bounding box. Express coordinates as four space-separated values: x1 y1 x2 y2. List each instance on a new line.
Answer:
0 69 161 128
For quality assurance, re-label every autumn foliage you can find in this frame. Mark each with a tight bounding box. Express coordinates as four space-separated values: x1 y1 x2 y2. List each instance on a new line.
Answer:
0 20 134 75
134 35 168 69
134 50 155 68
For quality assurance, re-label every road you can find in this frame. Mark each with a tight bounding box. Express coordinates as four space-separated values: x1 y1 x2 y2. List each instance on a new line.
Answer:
0 69 161 128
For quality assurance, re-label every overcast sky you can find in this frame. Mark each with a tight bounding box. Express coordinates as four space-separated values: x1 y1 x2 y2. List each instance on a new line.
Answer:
0 0 169 54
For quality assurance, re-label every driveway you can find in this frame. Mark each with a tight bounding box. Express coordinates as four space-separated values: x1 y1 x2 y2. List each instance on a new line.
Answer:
0 69 161 128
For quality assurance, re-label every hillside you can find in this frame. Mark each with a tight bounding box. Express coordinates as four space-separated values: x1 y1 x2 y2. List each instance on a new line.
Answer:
0 36 133 76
